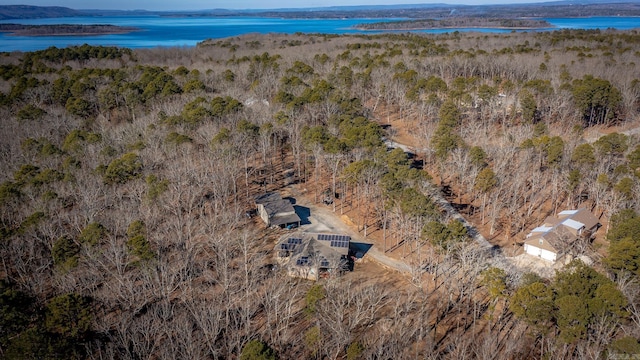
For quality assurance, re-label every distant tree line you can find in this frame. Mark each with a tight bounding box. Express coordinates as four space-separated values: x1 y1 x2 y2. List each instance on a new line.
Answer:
356 18 552 30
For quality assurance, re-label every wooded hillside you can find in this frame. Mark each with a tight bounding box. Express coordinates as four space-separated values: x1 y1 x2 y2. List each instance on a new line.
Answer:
1 29 640 358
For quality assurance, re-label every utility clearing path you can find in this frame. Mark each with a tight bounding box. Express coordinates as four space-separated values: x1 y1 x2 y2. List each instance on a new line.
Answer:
383 136 566 279
384 139 492 250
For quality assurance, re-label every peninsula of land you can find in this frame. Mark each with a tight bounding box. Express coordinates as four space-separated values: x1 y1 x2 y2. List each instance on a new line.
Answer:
0 24 139 36
355 18 553 31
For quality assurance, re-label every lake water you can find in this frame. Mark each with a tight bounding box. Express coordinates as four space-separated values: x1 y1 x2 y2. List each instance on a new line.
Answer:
0 15 638 52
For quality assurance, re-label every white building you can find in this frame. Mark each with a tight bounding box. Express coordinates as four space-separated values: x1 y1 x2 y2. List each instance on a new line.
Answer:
523 208 600 262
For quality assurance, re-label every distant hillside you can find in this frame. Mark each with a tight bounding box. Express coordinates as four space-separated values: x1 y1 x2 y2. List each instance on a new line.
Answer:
264 3 454 11
181 4 640 19
0 5 79 20
2 2 640 20
168 1 640 19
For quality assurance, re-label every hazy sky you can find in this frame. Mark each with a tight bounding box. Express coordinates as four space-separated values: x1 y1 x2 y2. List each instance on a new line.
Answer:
0 0 549 11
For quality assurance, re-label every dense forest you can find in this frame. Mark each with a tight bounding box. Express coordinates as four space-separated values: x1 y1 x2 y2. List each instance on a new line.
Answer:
1 28 640 359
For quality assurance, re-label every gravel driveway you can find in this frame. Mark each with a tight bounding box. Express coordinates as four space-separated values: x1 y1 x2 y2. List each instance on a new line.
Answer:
287 186 413 274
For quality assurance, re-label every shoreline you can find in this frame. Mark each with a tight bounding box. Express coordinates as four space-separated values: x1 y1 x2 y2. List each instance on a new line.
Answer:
0 24 140 37
353 26 553 31
353 18 554 32
3 30 140 37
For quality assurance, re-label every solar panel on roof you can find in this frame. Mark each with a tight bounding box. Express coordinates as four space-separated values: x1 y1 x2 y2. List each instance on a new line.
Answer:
320 259 330 267
280 243 288 250
318 234 350 247
330 239 349 248
288 238 302 244
296 256 309 266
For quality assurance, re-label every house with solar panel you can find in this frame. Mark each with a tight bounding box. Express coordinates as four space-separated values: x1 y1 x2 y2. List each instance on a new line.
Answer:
254 192 301 229
276 232 351 280
523 208 600 262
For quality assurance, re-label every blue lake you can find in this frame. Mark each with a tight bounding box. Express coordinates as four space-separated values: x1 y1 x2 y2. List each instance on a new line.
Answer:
0 16 638 52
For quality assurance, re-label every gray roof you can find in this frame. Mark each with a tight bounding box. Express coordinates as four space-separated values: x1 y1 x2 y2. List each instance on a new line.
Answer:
256 192 301 225
270 212 302 226
254 192 282 205
276 232 351 270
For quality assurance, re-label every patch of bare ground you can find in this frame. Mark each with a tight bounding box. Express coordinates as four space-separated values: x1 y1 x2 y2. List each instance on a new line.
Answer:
294 176 420 265
342 259 413 288
583 115 640 142
374 103 423 150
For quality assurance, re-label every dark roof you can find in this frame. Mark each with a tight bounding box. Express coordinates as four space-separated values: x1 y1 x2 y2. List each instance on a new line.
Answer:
264 199 296 218
270 212 301 226
254 192 282 205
